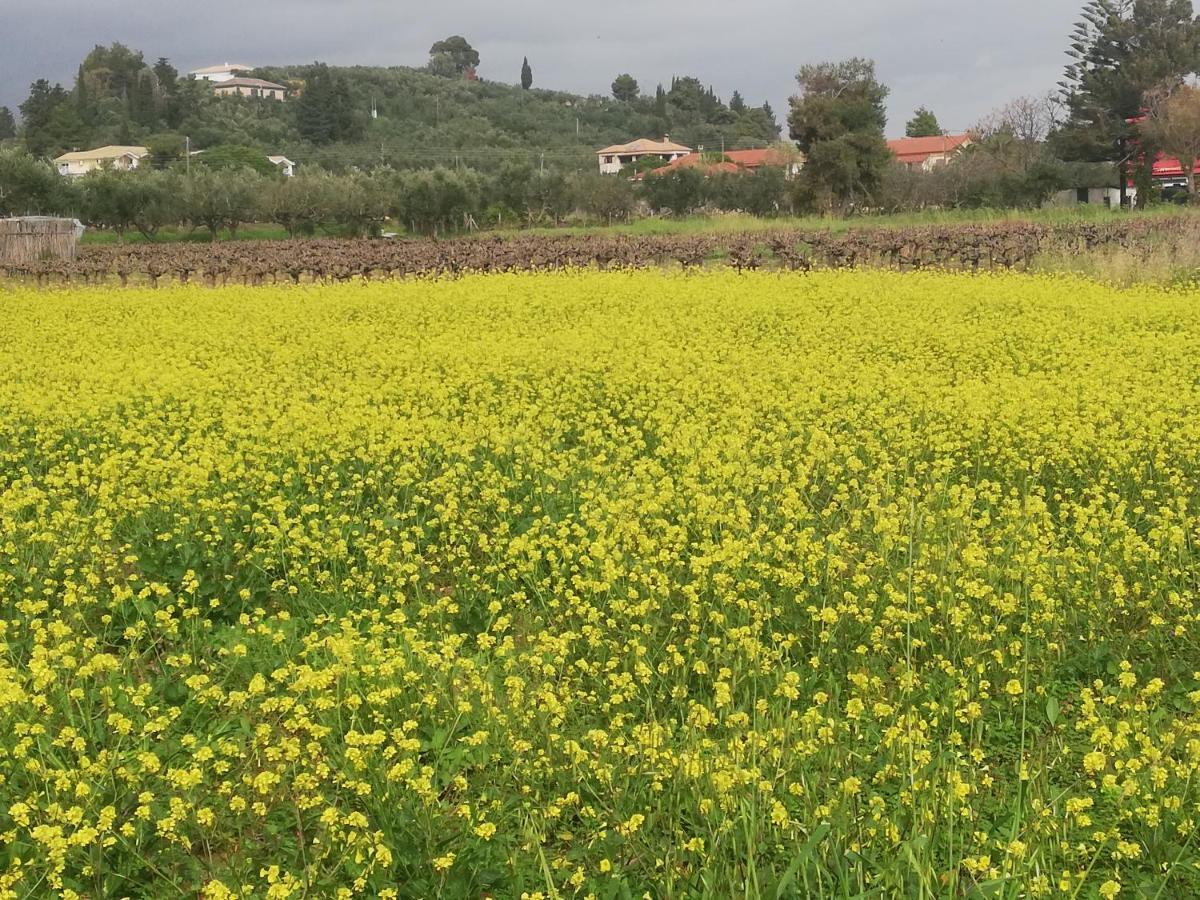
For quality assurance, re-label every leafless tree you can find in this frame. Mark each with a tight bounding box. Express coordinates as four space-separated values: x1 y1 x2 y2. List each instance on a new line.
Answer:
971 93 1061 144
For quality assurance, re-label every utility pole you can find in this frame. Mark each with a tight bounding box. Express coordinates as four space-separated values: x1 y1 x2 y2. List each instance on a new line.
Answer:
540 152 545 175
185 136 191 175
1117 134 1130 210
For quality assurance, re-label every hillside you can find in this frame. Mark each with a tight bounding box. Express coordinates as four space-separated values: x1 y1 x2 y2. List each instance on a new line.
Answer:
14 44 784 173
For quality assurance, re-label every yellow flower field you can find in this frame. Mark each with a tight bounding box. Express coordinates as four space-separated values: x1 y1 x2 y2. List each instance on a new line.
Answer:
1 270 1199 898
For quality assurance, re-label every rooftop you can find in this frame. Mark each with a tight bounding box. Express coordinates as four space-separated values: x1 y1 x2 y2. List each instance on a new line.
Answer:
646 155 740 177
641 148 802 178
1151 155 1200 178
214 77 289 91
597 138 694 156
190 63 254 75
724 149 800 168
887 134 973 163
53 145 149 163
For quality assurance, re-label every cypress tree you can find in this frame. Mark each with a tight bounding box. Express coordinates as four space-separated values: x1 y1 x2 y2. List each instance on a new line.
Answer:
75 65 92 125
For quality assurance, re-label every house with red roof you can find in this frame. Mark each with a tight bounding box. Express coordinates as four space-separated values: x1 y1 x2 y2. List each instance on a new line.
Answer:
887 134 973 172
641 147 804 179
724 149 804 176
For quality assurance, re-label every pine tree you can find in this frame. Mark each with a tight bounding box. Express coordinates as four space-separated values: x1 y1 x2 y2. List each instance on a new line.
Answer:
611 74 640 103
153 58 179 96
21 80 80 157
0 107 15 141
788 58 892 213
296 63 364 144
521 57 533 90
730 91 746 113
428 36 480 76
655 84 668 118
905 107 942 137
1054 0 1200 204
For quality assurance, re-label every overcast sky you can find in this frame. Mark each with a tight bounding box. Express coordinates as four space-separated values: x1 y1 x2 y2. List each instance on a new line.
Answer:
1 0 1083 136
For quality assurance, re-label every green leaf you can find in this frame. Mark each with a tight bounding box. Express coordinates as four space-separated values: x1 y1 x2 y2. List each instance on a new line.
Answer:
1046 696 1060 726
774 823 832 898
965 876 1012 898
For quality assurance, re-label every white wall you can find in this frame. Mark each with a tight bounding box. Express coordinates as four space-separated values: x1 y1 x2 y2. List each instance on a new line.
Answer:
1051 187 1133 208
56 155 143 177
214 85 285 101
598 151 688 175
195 72 236 83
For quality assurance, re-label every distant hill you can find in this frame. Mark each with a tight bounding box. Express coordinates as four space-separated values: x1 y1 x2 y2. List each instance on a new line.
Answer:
231 64 783 172
14 44 784 173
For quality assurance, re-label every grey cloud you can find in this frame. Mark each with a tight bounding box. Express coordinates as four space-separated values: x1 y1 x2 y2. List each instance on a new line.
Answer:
0 0 1081 136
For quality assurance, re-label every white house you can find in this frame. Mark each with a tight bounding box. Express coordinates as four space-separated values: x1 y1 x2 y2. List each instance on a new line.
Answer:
597 138 693 175
1053 186 1133 208
268 155 296 177
213 77 288 101
53 146 149 177
189 63 254 83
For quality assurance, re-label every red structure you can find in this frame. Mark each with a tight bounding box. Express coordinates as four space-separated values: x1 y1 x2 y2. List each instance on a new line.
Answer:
641 148 801 179
1150 155 1200 179
1125 115 1197 189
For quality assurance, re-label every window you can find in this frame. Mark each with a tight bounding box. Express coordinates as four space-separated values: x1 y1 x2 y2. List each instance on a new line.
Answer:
603 156 614 164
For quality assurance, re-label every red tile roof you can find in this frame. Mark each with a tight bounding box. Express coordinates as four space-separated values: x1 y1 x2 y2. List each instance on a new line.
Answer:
725 149 795 168
887 134 972 164
643 149 798 178
642 156 740 178
1151 155 1200 178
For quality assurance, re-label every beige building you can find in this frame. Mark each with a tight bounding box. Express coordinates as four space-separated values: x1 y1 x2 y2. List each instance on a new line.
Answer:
213 77 288 101
53 146 149 177
597 138 693 175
